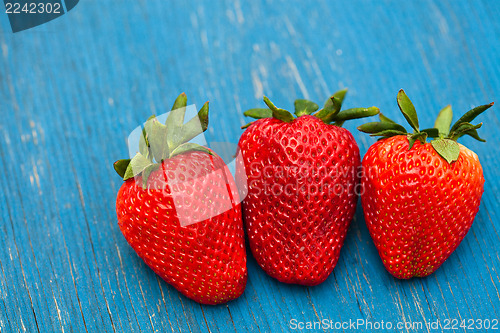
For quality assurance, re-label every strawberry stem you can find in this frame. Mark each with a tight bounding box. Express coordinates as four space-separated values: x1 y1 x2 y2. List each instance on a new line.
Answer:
242 88 379 128
294 99 319 116
434 105 453 137
114 93 212 185
397 89 419 132
357 89 494 164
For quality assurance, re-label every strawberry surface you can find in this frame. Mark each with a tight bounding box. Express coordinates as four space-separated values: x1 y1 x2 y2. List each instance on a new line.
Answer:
117 151 247 304
114 94 247 305
238 115 361 285
361 136 484 278
357 89 492 279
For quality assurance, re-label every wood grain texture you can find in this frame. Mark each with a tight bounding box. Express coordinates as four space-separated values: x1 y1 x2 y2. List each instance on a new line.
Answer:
0 0 498 332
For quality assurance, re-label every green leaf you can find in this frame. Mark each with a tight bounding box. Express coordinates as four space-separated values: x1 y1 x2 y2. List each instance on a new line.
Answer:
139 127 151 159
197 101 209 132
114 159 131 178
144 117 169 161
263 96 294 122
316 96 342 123
142 163 160 188
420 128 440 138
321 96 334 112
357 121 407 134
408 132 428 149
332 88 348 104
431 138 460 164
379 113 396 123
320 93 343 113
171 92 188 111
369 129 407 137
179 102 210 144
241 121 255 129
164 94 190 153
450 102 494 133
164 107 187 153
460 128 486 142
434 105 453 136
169 143 213 158
449 122 482 140
243 108 272 119
166 93 188 127
408 136 418 150
294 99 319 116
165 107 187 128
141 114 156 159
397 89 419 132
123 153 154 180
329 96 342 114
142 164 160 187
334 107 380 121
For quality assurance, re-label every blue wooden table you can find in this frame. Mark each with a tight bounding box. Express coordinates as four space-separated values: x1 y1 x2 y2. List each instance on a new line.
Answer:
1 1 499 332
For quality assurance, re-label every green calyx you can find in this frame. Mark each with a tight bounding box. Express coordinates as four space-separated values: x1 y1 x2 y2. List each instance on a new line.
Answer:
241 88 379 128
357 89 494 164
113 93 212 187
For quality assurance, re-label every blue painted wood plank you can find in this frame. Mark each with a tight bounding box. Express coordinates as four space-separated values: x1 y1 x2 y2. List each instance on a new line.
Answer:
0 0 499 332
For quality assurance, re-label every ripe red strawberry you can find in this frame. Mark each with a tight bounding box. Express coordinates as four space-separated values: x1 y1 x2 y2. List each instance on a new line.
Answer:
114 93 247 304
237 91 379 285
358 89 493 279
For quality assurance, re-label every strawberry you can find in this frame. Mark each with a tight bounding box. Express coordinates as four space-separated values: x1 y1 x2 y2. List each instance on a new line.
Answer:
114 93 247 304
358 89 494 279
237 90 379 285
